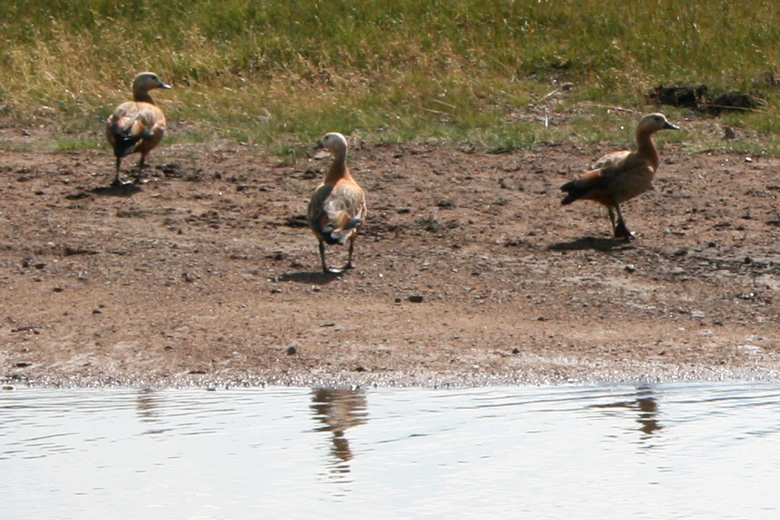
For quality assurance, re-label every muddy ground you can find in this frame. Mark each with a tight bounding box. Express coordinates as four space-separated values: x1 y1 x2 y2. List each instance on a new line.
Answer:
2 119 780 388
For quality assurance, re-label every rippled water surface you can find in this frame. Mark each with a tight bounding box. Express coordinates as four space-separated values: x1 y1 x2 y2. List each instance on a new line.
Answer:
2 383 780 519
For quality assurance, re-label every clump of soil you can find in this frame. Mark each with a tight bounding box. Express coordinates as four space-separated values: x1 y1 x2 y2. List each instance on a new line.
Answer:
647 84 764 114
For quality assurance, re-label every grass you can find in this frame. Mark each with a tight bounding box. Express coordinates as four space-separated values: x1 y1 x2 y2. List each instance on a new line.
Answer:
52 136 104 152
1 0 779 154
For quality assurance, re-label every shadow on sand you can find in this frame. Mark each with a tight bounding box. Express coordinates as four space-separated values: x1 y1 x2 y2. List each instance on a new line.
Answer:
90 183 143 197
275 270 343 285
548 236 635 252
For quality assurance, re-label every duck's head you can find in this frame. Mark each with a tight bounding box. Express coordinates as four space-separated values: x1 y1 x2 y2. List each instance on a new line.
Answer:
315 132 348 156
638 113 678 134
132 72 172 92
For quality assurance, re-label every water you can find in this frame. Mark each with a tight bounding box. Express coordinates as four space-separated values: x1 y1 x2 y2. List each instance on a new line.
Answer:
2 382 779 520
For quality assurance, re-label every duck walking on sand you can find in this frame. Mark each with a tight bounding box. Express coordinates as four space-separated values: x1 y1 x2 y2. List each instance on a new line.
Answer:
307 132 367 273
105 72 171 186
560 113 678 240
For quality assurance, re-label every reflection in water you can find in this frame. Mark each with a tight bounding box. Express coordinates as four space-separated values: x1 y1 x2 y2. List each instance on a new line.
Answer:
591 386 663 438
136 388 175 436
635 388 662 436
3 384 780 519
136 388 162 423
310 388 368 475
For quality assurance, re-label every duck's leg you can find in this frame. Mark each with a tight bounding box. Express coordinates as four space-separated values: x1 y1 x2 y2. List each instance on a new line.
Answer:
607 206 617 234
133 153 147 182
112 157 128 186
612 203 633 240
342 237 356 271
319 241 330 274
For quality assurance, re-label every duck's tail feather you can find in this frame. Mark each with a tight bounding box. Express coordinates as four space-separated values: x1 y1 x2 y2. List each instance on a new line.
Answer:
329 216 362 244
561 180 585 205
561 173 609 205
113 132 143 158
110 115 150 158
321 207 363 245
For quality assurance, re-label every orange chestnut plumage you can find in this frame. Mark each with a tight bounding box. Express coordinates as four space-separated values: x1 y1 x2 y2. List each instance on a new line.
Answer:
307 132 367 273
561 113 678 239
105 72 171 186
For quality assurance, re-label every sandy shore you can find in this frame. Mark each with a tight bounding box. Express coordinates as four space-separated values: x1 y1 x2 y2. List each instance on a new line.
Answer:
2 131 780 387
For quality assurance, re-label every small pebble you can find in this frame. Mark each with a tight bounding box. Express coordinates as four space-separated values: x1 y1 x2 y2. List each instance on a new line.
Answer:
286 346 297 356
408 295 424 303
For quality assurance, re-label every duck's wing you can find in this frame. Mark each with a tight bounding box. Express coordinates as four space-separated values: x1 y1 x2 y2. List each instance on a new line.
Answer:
593 150 631 170
308 183 332 237
106 102 166 157
560 167 613 205
563 148 655 205
309 182 366 245
134 103 167 151
106 102 141 157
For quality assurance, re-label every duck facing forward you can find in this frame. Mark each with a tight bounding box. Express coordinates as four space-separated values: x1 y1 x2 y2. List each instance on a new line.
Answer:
105 72 171 186
307 132 367 274
560 113 678 240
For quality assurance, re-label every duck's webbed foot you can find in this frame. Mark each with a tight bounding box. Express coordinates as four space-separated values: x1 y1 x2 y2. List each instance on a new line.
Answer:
613 220 634 241
111 176 132 187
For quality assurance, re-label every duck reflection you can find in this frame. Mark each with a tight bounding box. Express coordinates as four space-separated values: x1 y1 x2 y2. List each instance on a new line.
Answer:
592 386 663 438
135 388 174 435
310 388 368 471
634 389 662 436
136 388 162 423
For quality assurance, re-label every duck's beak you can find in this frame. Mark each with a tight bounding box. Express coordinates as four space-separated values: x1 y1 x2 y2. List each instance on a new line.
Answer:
159 82 172 89
663 120 679 130
313 140 325 150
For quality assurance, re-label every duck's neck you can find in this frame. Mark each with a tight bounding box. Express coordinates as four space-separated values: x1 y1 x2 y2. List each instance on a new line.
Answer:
636 130 659 171
325 151 352 183
133 89 155 104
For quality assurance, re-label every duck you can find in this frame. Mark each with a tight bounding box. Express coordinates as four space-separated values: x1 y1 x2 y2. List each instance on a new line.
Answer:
105 72 171 186
560 113 678 240
307 132 367 273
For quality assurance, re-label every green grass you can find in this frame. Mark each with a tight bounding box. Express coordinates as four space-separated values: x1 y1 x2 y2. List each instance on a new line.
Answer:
1 0 779 153
52 136 104 152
